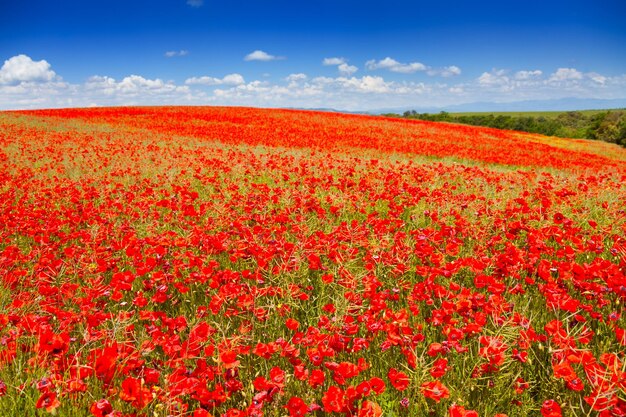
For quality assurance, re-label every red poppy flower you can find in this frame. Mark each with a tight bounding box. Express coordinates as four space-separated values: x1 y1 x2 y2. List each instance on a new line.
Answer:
308 369 325 389
540 400 562 417
119 377 151 409
36 391 61 413
220 350 240 369
388 368 410 391
90 399 113 417
223 408 246 417
286 396 308 417
286 318 300 330
192 409 214 417
449 404 466 417
322 386 345 413
269 366 286 388
369 377 386 395
421 380 450 403
430 358 449 378
321 273 334 284
356 380 372 397
566 378 584 392
358 400 382 417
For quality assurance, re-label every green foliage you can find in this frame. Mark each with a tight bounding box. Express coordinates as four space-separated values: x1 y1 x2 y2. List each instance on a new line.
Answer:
399 109 626 146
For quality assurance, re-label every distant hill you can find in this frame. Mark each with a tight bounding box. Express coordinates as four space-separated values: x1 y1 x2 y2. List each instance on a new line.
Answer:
371 98 626 115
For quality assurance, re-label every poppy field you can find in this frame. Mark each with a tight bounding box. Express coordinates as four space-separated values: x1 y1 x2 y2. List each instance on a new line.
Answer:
0 106 625 417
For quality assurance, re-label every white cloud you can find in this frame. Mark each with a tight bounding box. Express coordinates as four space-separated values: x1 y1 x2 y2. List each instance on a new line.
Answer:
285 73 308 87
351 75 390 93
84 75 118 95
515 70 542 80
587 72 607 85
2 54 626 112
478 69 510 86
91 75 190 96
185 73 245 86
0 81 71 108
165 50 189 58
244 50 283 62
320 75 392 93
118 76 163 94
323 57 358 75
338 63 358 76
549 68 583 82
466 66 626 104
323 57 346 66
222 73 245 85
286 73 307 82
367 57 461 77
428 65 462 77
207 74 438 110
186 0 203 7
442 66 461 77
0 54 58 85
366 57 426 73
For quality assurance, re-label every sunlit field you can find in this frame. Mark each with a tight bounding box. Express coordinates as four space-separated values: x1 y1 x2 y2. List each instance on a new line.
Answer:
0 107 624 417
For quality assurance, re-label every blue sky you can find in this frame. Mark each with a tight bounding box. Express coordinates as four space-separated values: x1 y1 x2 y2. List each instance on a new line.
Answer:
1 0 625 110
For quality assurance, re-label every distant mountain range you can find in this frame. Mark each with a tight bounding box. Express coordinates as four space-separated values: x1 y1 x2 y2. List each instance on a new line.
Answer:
369 97 626 115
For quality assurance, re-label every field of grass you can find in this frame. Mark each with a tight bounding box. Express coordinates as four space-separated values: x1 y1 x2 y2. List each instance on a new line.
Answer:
0 107 625 417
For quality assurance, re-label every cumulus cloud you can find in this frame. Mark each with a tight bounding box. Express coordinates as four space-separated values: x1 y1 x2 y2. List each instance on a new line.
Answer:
0 54 58 85
244 50 283 62
207 74 439 111
0 80 71 108
213 75 396 102
84 75 117 94
351 75 390 93
478 69 510 86
323 57 358 76
464 67 585 96
2 54 626 112
428 65 462 77
587 72 607 85
515 70 542 80
285 73 308 87
323 57 345 66
86 75 190 96
185 73 245 86
186 0 203 7
325 75 392 93
286 73 307 82
118 76 171 94
367 57 461 77
165 50 189 58
549 68 583 82
337 63 358 76
468 66 626 104
222 74 245 85
366 57 426 73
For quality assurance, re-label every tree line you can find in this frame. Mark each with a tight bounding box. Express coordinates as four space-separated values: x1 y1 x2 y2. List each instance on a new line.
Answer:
390 110 626 147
